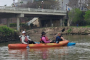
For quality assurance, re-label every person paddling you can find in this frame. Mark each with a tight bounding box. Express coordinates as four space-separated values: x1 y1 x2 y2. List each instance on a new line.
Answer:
40 32 52 43
56 32 66 43
19 31 35 44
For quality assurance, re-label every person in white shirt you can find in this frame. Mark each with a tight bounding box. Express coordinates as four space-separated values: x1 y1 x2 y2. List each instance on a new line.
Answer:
19 31 35 44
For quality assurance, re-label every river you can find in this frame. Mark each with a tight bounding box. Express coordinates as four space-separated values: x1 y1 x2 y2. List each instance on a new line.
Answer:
0 35 90 60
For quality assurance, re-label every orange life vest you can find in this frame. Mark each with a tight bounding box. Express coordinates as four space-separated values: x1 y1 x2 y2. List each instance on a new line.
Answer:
20 36 28 42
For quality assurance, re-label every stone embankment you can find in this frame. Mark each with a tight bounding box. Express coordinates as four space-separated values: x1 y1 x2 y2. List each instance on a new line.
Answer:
26 27 90 35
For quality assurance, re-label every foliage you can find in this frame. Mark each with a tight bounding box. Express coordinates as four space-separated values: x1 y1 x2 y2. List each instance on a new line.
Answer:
10 23 27 27
10 23 17 27
67 28 72 33
84 10 90 24
18 0 60 9
68 8 85 26
0 26 14 36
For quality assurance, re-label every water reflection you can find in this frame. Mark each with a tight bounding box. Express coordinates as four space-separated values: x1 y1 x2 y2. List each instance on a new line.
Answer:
8 47 68 60
8 49 28 60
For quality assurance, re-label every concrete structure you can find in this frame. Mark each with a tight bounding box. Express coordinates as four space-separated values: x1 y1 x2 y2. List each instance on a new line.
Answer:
78 0 88 11
17 0 34 5
0 6 66 15
17 0 56 4
27 17 40 27
0 6 66 31
59 0 69 10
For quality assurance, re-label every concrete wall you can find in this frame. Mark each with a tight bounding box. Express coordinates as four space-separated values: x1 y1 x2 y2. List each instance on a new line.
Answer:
32 18 40 27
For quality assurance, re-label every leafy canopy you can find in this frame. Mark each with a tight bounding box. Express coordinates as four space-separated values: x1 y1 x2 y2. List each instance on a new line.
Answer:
84 10 90 23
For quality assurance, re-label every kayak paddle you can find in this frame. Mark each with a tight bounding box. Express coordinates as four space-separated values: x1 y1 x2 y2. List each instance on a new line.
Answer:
26 41 30 49
67 42 76 46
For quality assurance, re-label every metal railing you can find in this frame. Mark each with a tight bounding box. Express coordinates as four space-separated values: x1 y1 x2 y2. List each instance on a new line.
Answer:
0 6 66 14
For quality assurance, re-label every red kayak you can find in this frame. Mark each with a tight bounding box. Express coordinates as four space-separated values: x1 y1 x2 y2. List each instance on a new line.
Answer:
8 40 69 49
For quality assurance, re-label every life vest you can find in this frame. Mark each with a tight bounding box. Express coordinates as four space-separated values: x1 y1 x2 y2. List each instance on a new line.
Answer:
58 36 63 41
45 36 49 41
40 36 49 43
56 36 63 43
20 36 28 42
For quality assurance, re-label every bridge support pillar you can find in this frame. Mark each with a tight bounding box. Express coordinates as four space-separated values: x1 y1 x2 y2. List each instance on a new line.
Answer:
16 14 24 31
50 19 53 27
60 18 63 26
38 19 42 27
7 18 10 27
17 18 20 31
63 17 65 26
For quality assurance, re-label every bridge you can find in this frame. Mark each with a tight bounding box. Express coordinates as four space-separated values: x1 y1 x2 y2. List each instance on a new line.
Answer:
0 6 66 31
0 6 66 16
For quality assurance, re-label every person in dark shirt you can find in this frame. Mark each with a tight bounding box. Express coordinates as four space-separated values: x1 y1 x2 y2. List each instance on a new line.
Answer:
56 32 66 43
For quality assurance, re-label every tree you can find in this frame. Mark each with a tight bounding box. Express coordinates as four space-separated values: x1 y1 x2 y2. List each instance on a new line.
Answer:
68 8 85 26
20 0 60 9
84 10 90 24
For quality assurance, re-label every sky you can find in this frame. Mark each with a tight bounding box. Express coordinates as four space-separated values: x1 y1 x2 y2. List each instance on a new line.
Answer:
0 0 18 6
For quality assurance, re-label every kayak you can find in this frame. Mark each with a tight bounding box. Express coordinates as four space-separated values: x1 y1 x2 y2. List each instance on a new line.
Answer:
8 40 69 49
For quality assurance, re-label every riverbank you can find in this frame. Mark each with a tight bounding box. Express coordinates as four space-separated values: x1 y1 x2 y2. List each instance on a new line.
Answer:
26 27 90 35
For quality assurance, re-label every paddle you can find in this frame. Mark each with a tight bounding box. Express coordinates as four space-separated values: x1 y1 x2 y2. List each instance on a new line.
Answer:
26 35 31 49
35 42 40 44
61 28 76 46
26 44 30 48
61 28 65 32
67 42 76 46
26 41 30 49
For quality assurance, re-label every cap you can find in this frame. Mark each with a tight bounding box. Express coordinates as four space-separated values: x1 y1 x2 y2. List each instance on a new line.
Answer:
22 31 26 34
41 32 46 35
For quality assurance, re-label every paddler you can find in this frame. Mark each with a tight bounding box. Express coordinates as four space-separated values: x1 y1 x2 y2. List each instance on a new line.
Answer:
40 32 53 43
56 32 66 43
19 31 35 44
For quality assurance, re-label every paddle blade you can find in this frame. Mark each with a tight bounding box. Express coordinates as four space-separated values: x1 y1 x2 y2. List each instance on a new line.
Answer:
26 46 30 49
35 42 40 44
67 42 76 46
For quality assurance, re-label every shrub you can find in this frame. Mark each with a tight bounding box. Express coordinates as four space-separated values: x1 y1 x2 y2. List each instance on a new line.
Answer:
67 28 72 33
0 26 14 36
10 23 17 27
10 23 27 27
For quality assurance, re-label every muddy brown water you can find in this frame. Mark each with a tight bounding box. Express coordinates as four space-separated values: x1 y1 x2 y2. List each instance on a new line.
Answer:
0 35 90 60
